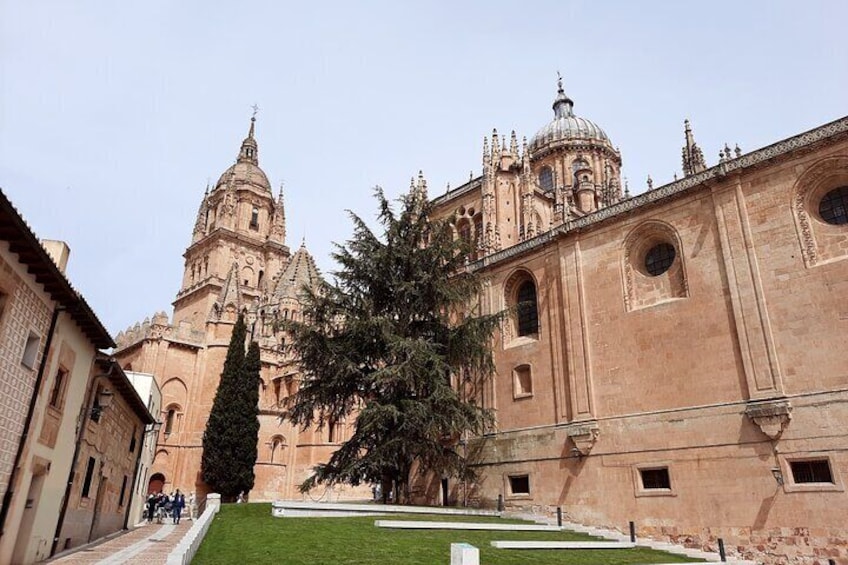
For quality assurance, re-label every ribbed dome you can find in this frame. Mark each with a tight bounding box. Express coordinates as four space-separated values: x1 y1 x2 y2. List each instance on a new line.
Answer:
215 161 271 193
529 78 610 154
213 116 271 193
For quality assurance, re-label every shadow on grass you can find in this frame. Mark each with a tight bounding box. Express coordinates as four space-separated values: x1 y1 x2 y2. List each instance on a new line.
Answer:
193 503 704 565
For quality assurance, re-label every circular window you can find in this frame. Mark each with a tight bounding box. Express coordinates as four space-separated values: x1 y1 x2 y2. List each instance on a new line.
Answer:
818 186 848 225
644 243 676 276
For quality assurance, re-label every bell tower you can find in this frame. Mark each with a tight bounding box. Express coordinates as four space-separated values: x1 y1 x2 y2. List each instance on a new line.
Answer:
173 115 290 329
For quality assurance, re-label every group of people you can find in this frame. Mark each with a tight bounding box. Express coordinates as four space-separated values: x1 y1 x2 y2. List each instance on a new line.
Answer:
145 490 193 525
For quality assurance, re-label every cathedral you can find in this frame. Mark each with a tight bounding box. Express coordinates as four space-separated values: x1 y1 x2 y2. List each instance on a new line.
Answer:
113 117 349 502
114 77 848 564
421 79 848 564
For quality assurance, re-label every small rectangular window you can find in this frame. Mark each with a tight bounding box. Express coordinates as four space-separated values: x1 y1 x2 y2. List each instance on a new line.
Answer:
508 474 530 495
790 460 834 484
90 385 104 423
82 457 96 498
119 475 128 507
21 332 40 369
640 467 671 490
513 365 533 398
49 367 68 408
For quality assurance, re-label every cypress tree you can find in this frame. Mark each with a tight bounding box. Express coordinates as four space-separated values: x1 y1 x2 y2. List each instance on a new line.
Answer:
201 314 260 500
285 187 502 503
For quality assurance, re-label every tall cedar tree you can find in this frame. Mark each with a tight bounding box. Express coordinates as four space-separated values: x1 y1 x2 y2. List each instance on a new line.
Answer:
201 315 261 500
285 187 502 503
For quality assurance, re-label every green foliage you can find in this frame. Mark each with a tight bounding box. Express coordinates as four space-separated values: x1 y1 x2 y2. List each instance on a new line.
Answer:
193 504 703 565
284 187 504 501
201 314 261 499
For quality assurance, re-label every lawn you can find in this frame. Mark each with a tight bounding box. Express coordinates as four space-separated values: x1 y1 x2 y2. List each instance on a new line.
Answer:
193 503 705 565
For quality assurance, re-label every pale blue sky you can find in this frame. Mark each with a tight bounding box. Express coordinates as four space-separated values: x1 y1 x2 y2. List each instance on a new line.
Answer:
1 1 846 335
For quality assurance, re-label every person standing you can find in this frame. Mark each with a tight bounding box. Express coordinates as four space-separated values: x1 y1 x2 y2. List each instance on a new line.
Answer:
173 489 185 524
188 491 196 521
146 494 157 524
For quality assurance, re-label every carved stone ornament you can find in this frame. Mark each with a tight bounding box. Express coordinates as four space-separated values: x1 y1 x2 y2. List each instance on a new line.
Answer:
564 420 600 456
745 398 792 439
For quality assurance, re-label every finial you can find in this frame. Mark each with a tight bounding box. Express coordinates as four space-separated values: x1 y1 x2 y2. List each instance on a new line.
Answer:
647 175 653 190
301 235 306 248
205 179 210 195
724 143 732 160
674 172 678 181
556 70 563 92
552 71 574 118
734 144 742 158
624 177 630 198
469 171 473 181
251 103 259 119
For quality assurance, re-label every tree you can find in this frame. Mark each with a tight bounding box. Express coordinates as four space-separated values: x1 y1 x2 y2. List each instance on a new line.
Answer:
201 314 261 500
285 187 502 503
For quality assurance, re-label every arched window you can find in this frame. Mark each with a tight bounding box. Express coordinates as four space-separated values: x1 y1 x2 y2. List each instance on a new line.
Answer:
538 166 554 191
516 280 539 336
270 436 286 463
250 207 259 229
164 405 180 435
457 219 472 247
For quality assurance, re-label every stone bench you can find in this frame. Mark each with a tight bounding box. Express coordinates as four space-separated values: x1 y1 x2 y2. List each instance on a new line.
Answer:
375 520 562 531
490 540 636 549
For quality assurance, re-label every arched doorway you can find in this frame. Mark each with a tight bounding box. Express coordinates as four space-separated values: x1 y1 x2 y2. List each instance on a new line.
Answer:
148 473 165 494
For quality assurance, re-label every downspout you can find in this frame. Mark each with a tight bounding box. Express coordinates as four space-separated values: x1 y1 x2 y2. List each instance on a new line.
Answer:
50 361 115 556
124 423 146 530
0 306 64 538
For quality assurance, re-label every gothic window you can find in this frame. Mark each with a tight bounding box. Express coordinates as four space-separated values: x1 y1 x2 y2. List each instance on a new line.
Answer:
457 219 472 247
538 166 554 191
623 221 688 311
819 186 848 225
250 207 259 230
516 281 539 337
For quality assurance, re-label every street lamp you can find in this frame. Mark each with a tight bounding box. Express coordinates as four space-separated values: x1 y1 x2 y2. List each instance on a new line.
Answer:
90 389 114 421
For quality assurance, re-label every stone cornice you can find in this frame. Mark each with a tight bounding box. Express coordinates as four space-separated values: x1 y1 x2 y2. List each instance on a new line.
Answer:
469 115 848 271
184 227 290 258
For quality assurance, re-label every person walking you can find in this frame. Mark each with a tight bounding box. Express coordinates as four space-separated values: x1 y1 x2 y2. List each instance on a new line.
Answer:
173 489 185 524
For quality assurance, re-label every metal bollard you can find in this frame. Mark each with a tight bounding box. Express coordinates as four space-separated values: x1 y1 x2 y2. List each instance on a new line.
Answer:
497 494 504 512
629 521 635 543
556 507 562 527
717 538 726 562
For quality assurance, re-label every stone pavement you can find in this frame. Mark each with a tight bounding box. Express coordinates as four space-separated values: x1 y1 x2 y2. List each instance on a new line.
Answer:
47 520 191 565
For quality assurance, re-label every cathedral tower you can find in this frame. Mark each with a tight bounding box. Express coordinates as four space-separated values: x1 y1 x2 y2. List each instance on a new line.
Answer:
174 116 290 329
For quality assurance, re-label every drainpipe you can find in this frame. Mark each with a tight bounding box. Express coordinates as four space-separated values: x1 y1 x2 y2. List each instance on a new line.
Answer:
50 362 115 556
0 306 64 538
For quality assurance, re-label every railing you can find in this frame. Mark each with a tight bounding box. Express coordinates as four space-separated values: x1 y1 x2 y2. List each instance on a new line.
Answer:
166 493 220 565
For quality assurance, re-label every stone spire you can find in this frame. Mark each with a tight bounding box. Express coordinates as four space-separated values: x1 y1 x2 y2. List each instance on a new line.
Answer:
273 243 322 301
269 183 287 244
192 184 209 242
237 113 259 166
681 119 706 176
208 262 242 321
552 72 575 119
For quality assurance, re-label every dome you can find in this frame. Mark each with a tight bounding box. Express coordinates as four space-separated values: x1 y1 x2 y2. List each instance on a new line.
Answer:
529 79 610 154
215 161 271 193
213 116 272 193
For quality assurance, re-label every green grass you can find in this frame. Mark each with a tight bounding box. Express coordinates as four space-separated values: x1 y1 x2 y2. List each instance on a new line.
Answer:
193 503 704 565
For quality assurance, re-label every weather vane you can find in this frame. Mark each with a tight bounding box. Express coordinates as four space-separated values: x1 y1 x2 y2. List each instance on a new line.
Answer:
251 104 260 119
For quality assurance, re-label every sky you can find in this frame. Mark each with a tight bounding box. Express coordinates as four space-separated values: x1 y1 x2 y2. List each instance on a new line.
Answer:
1 1 846 336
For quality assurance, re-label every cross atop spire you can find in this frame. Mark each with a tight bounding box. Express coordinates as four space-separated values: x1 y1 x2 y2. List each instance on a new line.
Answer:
552 72 574 119
238 110 259 165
